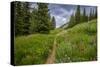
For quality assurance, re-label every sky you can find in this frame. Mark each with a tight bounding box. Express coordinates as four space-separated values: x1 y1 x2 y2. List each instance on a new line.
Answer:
30 3 97 28
48 4 76 28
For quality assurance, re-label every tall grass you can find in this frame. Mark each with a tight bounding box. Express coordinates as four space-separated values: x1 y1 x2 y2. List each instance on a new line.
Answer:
50 28 63 35
14 19 97 65
55 19 97 63
14 34 55 65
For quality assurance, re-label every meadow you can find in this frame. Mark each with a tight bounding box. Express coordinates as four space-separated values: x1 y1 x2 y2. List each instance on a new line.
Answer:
55 19 97 63
14 19 97 65
15 34 55 65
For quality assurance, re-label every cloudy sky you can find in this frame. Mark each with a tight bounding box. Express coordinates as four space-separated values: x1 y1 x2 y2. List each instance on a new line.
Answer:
48 4 76 28
48 4 96 28
30 3 96 28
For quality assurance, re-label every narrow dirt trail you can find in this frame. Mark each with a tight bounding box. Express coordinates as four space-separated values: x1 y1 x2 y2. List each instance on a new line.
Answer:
45 37 57 64
45 30 67 64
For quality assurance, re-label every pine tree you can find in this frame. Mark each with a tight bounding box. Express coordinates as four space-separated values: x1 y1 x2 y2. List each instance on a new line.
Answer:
92 8 95 19
14 2 24 35
89 8 93 21
37 3 50 33
75 5 81 24
68 14 75 28
51 16 56 29
23 2 31 35
89 8 97 20
82 8 87 22
30 8 38 33
94 8 97 19
48 12 52 30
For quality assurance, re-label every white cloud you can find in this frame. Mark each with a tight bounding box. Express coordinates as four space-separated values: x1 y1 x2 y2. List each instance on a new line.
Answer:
51 8 74 28
55 16 68 28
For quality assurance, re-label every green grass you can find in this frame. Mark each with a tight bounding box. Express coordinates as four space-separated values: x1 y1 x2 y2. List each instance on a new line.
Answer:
55 19 97 63
50 28 63 35
14 19 97 65
15 34 55 65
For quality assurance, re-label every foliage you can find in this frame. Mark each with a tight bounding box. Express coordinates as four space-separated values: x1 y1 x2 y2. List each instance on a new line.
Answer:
14 2 56 35
50 28 63 35
23 2 31 35
75 5 81 24
15 34 55 65
14 2 24 35
55 19 97 63
67 5 97 28
50 16 56 30
36 3 50 33
13 2 97 65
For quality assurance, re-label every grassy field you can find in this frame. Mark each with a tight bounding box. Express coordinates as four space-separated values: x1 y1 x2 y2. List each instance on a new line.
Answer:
14 34 55 65
14 19 97 65
55 19 97 63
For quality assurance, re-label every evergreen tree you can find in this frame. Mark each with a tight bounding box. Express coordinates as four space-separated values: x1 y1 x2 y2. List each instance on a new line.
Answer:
89 8 97 20
82 8 87 22
75 5 81 24
37 3 50 33
51 16 56 29
68 14 75 28
94 8 97 19
14 2 24 35
67 6 97 29
30 9 37 33
48 12 52 30
23 2 31 35
14 2 56 35
68 5 81 28
89 8 93 21
92 8 95 19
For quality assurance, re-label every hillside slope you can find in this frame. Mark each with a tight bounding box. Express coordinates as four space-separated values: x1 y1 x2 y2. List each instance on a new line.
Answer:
56 19 97 63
